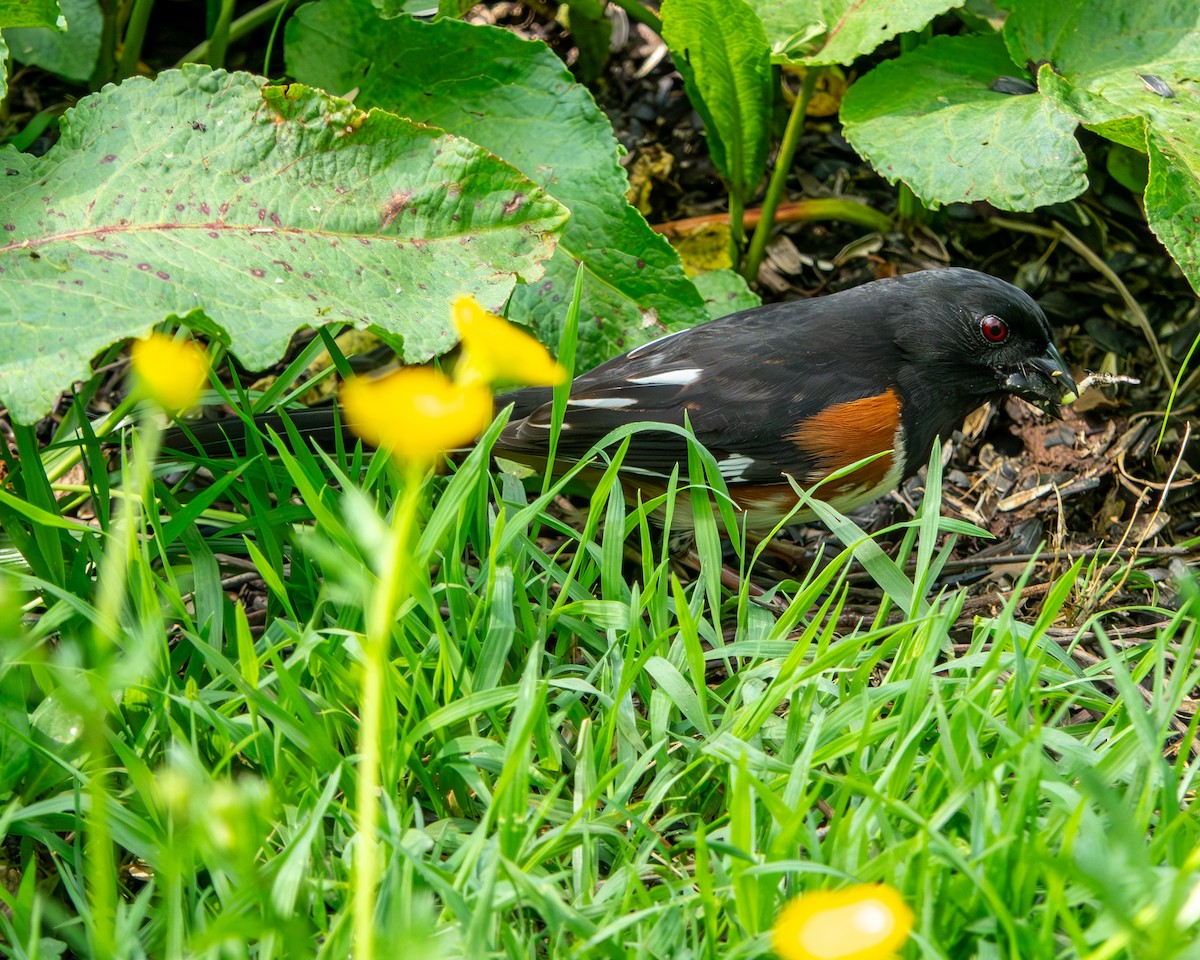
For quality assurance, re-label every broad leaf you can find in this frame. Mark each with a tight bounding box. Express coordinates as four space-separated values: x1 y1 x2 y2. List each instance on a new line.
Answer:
840 32 1087 211
0 66 568 423
749 0 960 65
693 269 761 319
3 0 101 83
660 0 773 211
1005 0 1200 292
286 2 707 369
0 0 61 28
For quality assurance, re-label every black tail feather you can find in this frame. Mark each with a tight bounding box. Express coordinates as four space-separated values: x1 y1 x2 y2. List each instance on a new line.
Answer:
163 384 548 460
162 407 357 458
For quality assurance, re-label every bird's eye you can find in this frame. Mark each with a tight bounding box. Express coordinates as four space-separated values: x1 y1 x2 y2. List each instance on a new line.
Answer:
980 315 1009 343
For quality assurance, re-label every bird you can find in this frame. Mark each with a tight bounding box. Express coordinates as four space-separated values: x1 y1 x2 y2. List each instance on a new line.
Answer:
490 267 1076 535
165 268 1076 538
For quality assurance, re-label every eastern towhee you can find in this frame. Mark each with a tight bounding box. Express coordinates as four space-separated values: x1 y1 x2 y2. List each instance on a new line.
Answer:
166 268 1077 535
490 267 1076 534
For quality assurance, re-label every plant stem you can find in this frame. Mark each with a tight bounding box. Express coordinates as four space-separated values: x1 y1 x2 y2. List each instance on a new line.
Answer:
84 715 115 960
116 0 156 78
175 0 290 68
91 0 119 88
84 416 161 959
261 0 294 76
895 182 926 224
743 66 820 283
205 0 238 68
990 215 1172 382
654 197 892 237
728 189 745 269
353 464 422 960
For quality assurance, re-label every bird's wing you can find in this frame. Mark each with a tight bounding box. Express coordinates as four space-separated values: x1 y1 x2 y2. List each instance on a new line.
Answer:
495 313 898 485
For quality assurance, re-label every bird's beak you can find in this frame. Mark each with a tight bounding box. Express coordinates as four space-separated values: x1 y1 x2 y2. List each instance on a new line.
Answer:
1004 343 1078 418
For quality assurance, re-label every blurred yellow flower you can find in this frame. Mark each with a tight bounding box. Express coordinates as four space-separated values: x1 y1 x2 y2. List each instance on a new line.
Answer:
341 367 492 465
131 332 209 412
453 295 566 388
773 884 913 960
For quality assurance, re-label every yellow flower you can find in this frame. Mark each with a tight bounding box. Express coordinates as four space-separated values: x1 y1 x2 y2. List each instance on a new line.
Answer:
452 295 566 388
773 884 913 960
340 367 492 465
131 332 209 412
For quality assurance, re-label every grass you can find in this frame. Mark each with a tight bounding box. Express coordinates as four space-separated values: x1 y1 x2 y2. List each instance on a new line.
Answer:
0 389 1198 959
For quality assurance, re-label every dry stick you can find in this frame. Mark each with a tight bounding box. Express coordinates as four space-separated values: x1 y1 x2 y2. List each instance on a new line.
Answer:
1115 412 1200 493
840 543 1196 583
989 217 1173 382
1100 420 1192 606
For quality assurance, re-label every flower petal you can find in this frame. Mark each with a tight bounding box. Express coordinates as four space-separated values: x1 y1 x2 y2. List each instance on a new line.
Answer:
452 295 565 387
131 333 209 412
341 367 492 465
772 884 913 960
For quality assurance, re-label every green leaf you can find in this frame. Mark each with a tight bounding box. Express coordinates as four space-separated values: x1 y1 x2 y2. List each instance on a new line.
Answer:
1145 132 1200 292
0 668 30 796
285 3 706 369
3 0 100 82
749 0 960 65
435 0 474 17
840 32 1087 211
0 66 568 424
1106 144 1149 194
661 0 773 206
0 0 62 29
692 268 761 318
1005 0 1200 292
370 0 437 14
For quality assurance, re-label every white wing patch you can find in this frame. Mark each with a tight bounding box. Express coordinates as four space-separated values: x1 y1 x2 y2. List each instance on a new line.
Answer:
626 368 702 386
567 397 637 409
717 454 756 481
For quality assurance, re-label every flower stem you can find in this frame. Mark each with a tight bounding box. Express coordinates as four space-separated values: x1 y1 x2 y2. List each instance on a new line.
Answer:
85 415 161 959
353 464 423 959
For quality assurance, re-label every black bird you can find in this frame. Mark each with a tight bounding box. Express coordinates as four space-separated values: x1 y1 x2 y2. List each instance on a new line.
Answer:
165 268 1076 535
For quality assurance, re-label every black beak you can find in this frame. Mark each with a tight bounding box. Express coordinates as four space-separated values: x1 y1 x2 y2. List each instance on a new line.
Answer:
1004 343 1078 418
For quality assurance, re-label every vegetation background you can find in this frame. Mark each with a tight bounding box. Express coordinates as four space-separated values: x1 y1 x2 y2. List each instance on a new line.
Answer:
0 0 1198 957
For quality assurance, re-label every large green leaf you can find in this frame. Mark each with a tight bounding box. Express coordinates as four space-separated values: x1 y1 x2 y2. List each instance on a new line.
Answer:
0 66 568 424
285 2 707 368
749 0 960 65
660 0 773 212
840 32 1087 211
3 0 101 83
0 0 62 28
1005 0 1200 292
693 268 761 318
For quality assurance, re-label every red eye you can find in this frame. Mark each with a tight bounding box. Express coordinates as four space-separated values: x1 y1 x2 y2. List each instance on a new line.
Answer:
980 315 1009 343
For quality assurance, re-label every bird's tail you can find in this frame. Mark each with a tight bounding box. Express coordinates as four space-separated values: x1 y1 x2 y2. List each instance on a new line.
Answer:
162 385 550 459
161 407 356 459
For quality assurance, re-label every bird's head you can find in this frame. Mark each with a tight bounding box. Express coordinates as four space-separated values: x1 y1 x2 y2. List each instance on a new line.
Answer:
888 267 1077 419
